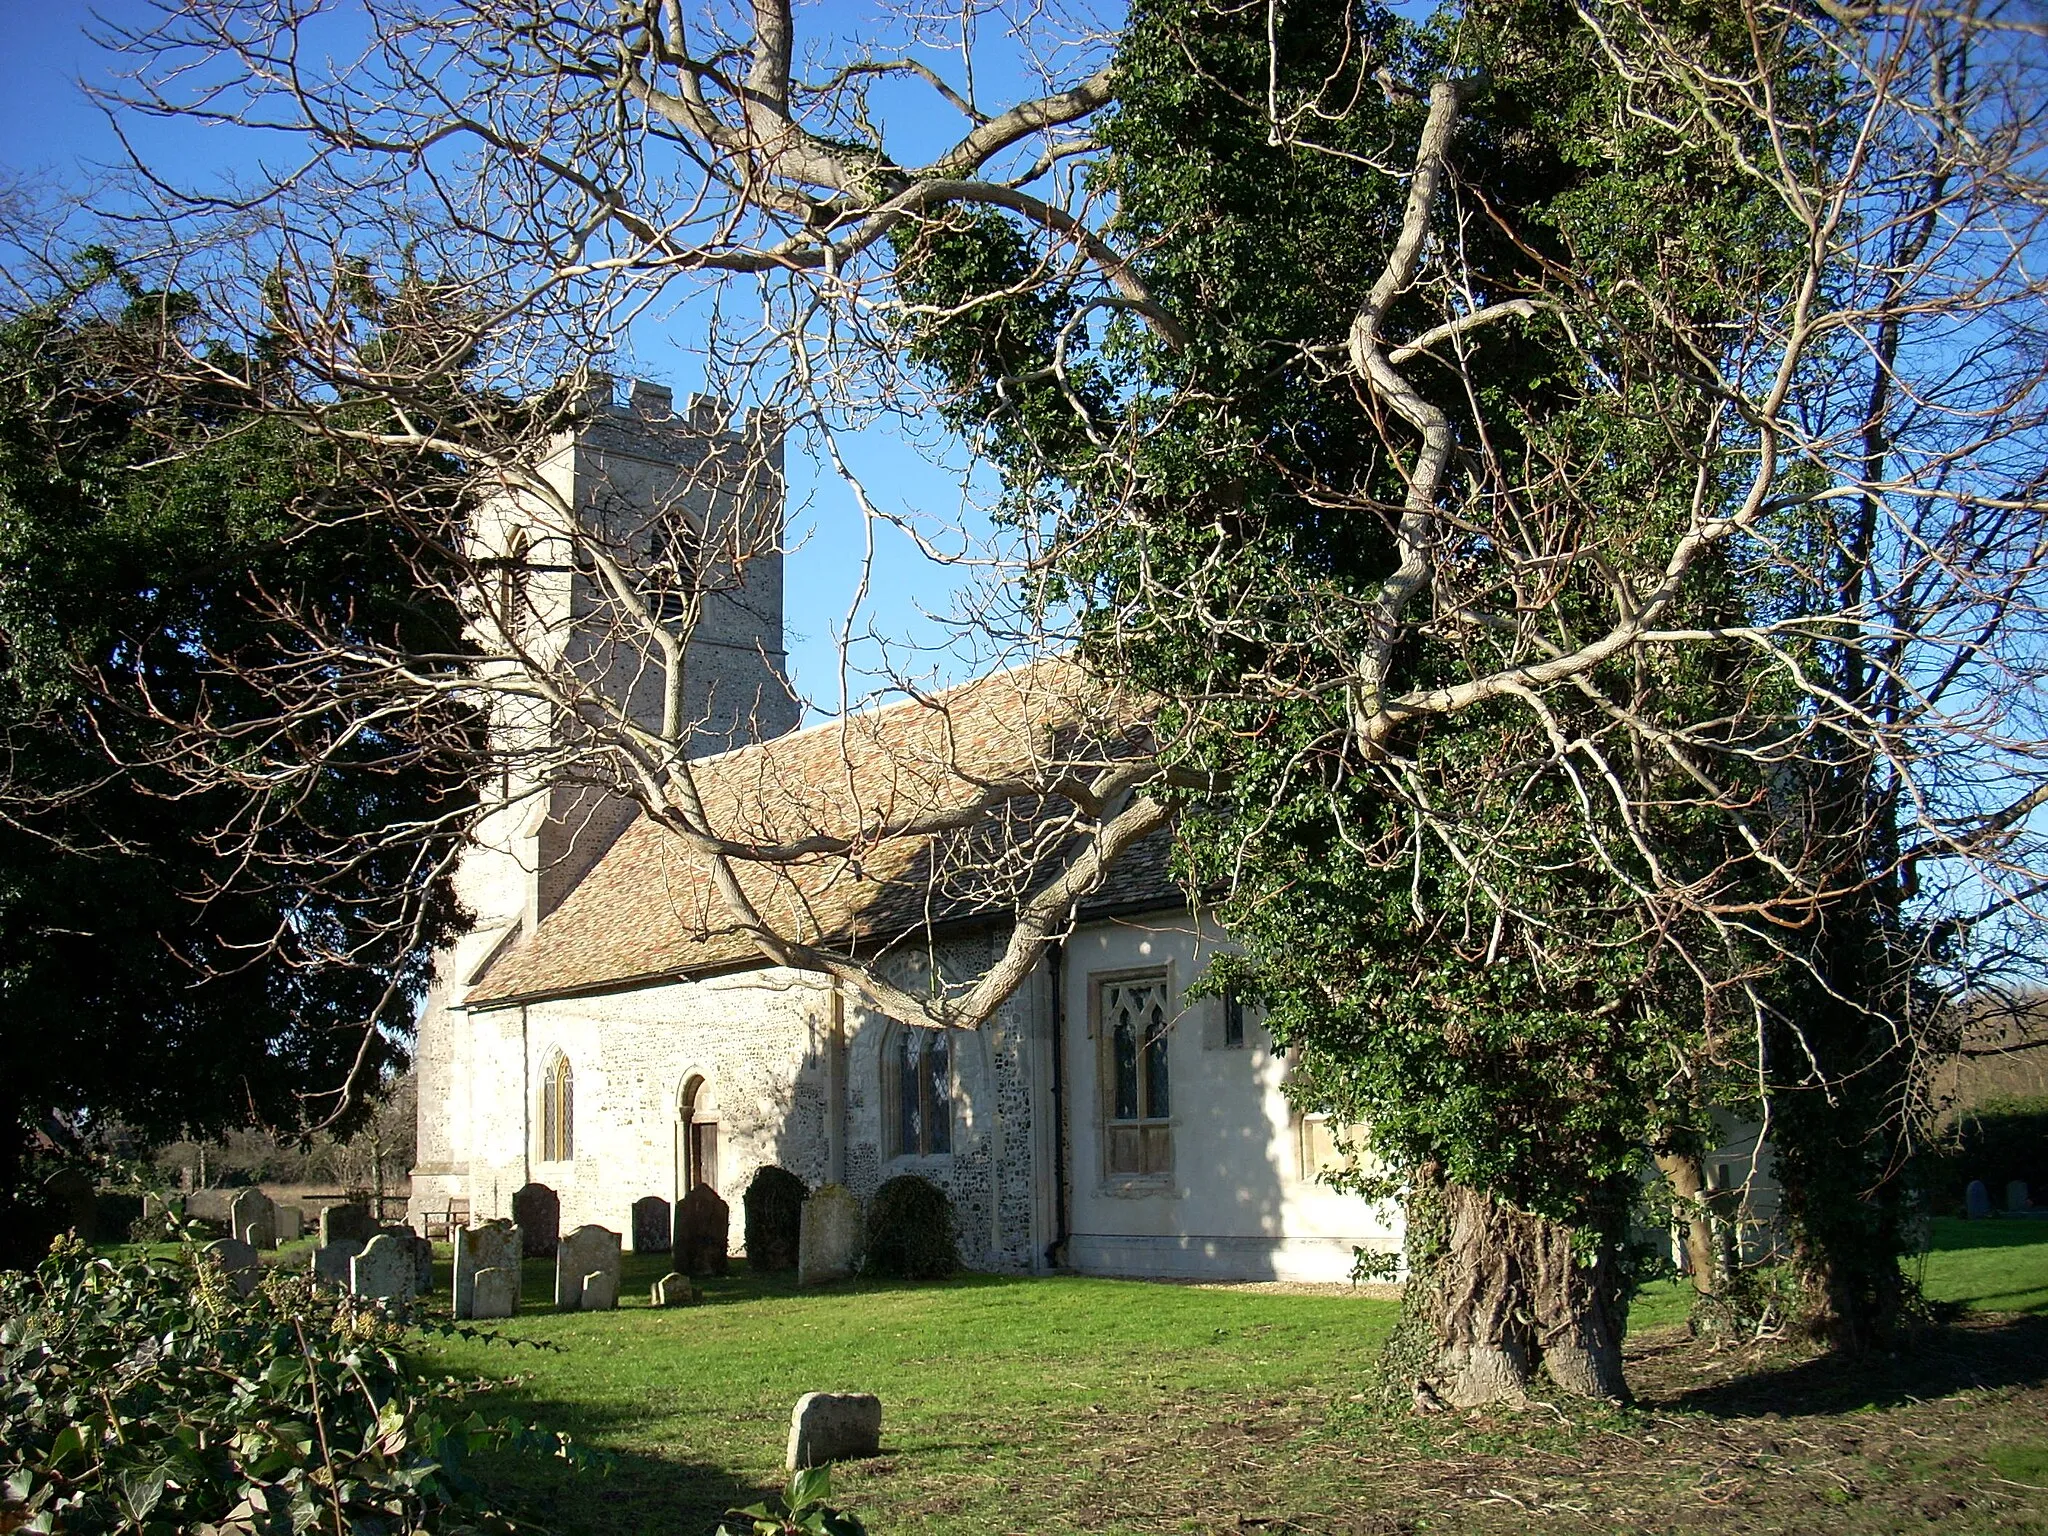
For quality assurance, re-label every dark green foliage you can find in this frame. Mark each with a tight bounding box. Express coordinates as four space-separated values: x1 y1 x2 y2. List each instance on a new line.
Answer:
0 1234 579 1534
0 254 479 1261
1923 1098 2048 1215
718 1465 867 1536
742 1165 809 1272
862 1175 957 1280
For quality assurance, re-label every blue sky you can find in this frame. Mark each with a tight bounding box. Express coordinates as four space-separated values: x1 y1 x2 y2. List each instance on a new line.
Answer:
0 0 1015 716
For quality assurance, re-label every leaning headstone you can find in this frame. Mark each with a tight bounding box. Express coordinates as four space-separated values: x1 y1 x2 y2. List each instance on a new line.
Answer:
310 1238 363 1289
453 1219 523 1320
786 1392 883 1470
231 1189 277 1251
186 1189 236 1231
675 1184 731 1276
632 1195 672 1254
350 1232 417 1303
513 1183 560 1259
319 1202 374 1247
554 1224 622 1311
1967 1179 1993 1219
581 1268 619 1311
204 1238 262 1297
2008 1180 2032 1214
651 1271 697 1308
471 1265 519 1320
798 1184 863 1287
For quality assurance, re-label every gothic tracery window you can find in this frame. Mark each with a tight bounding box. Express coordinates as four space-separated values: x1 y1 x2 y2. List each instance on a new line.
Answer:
540 1053 573 1162
1101 972 1173 1177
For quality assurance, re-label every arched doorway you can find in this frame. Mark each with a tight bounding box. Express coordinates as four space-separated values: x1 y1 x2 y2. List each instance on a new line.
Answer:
679 1075 719 1195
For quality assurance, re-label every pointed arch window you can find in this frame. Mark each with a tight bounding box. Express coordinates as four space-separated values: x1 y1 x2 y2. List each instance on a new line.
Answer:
540 1053 573 1162
889 1027 952 1159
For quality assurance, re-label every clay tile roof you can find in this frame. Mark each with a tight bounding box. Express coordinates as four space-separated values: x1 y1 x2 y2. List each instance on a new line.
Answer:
467 659 1181 1006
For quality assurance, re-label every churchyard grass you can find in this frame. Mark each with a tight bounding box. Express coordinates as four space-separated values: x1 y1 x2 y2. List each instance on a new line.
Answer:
409 1220 2048 1535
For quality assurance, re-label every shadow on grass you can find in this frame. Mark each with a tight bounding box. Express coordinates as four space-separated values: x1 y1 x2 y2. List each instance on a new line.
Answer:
462 1432 774 1536
1649 1313 2048 1419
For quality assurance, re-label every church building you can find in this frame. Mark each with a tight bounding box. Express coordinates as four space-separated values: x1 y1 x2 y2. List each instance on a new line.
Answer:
407 382 1404 1282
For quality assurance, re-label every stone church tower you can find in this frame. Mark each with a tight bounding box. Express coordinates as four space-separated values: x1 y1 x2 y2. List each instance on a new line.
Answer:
407 379 800 1225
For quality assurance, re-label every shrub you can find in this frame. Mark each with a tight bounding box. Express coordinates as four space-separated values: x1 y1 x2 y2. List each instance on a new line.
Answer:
0 1233 579 1534
743 1166 809 1272
1921 1096 2048 1209
862 1175 957 1280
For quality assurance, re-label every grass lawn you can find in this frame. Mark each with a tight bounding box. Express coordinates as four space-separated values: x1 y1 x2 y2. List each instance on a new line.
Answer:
413 1223 2048 1535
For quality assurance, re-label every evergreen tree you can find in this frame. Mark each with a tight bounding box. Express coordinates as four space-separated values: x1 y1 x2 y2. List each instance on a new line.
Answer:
0 256 478 1262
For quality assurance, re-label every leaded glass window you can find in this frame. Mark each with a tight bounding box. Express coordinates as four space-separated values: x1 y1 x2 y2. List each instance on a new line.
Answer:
1100 973 1173 1177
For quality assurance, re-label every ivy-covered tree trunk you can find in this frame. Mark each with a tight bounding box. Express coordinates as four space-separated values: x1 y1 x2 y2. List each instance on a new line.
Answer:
1416 1182 1628 1407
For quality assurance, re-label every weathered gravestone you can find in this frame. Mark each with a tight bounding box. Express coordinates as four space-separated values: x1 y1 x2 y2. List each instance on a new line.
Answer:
785 1392 883 1470
311 1239 363 1289
373 1225 433 1293
651 1271 697 1308
513 1183 560 1258
319 1202 374 1247
675 1184 731 1276
351 1232 418 1303
454 1220 523 1320
632 1195 672 1254
471 1266 519 1319
275 1203 304 1243
798 1184 862 1287
185 1189 237 1231
44 1168 98 1241
2009 1180 2032 1214
554 1224 622 1311
231 1189 277 1251
581 1268 620 1311
1968 1179 1993 1219
204 1238 262 1297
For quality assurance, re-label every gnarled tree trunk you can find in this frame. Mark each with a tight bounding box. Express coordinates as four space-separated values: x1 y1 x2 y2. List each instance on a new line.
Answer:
1420 1182 1630 1407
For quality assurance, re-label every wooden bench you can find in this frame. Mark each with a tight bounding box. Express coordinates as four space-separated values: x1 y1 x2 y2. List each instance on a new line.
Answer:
422 1197 470 1239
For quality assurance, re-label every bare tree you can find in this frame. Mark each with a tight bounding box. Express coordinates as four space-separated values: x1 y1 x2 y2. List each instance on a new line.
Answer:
58 0 2048 1397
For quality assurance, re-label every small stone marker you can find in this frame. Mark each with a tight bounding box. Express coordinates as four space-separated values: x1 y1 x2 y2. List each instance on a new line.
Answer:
319 1202 374 1247
632 1195 672 1254
454 1219 523 1320
513 1183 561 1258
231 1189 277 1251
471 1265 519 1320
554 1224 622 1311
2009 1180 2032 1214
351 1232 418 1302
310 1238 363 1288
651 1271 696 1308
798 1184 862 1287
581 1268 619 1311
785 1392 883 1470
205 1237 262 1297
1968 1179 1992 1219
275 1202 304 1243
675 1184 731 1276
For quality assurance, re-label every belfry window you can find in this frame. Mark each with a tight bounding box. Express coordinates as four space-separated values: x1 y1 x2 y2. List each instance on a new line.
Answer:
891 1027 952 1158
540 1053 573 1162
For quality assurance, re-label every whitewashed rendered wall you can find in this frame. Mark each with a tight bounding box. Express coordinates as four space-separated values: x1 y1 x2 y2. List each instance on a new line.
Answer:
1061 912 1404 1283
